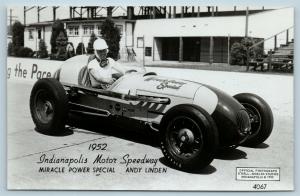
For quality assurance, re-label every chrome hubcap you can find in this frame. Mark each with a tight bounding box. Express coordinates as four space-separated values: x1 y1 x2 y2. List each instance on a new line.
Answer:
178 128 195 144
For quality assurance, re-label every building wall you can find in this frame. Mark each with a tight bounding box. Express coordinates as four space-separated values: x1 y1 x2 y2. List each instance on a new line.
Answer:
22 7 293 62
24 21 132 59
248 8 294 51
24 26 52 52
133 7 294 62
66 21 129 57
24 27 38 51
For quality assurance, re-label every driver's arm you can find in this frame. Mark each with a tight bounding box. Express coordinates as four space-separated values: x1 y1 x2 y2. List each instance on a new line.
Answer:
89 68 115 84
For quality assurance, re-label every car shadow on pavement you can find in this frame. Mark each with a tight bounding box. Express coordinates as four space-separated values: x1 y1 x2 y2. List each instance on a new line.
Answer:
242 143 269 149
159 157 217 174
34 127 74 137
67 113 160 148
215 147 248 160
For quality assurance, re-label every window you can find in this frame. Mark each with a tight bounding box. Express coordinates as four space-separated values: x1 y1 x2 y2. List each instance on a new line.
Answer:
74 26 79 35
37 29 41 39
145 47 152 56
68 26 79 36
83 25 94 35
68 27 73 35
28 29 34 40
83 26 88 35
89 26 94 35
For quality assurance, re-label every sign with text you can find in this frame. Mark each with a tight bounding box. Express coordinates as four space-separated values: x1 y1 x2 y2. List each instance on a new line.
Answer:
7 57 62 82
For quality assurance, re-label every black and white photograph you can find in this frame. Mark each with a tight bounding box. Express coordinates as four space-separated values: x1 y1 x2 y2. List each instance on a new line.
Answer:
6 5 294 190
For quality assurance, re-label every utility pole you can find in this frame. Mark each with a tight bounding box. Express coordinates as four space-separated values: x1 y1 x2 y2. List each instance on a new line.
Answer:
24 6 35 26
107 6 113 19
179 37 183 62
9 9 12 31
143 35 145 67
245 7 250 71
37 6 46 23
228 34 230 65
53 6 59 21
245 6 249 38
8 9 18 35
173 6 176 18
209 6 214 65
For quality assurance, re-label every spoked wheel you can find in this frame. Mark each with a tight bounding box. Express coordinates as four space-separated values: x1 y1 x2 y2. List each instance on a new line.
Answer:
166 116 204 160
160 104 219 171
30 78 69 135
234 93 273 147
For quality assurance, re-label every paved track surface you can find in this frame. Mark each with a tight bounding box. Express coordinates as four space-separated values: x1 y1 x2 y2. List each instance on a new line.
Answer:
7 68 293 190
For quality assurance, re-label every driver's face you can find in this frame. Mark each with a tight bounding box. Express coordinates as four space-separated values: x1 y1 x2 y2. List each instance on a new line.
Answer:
96 49 107 60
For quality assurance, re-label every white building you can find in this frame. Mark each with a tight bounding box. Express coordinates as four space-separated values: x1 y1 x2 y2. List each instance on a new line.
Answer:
24 19 134 60
22 6 294 63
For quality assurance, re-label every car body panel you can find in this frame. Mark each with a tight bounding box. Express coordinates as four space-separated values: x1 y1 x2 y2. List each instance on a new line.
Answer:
58 55 251 146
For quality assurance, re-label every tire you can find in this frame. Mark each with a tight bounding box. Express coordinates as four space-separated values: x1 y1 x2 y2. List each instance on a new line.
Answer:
159 104 219 171
234 93 273 146
30 78 69 135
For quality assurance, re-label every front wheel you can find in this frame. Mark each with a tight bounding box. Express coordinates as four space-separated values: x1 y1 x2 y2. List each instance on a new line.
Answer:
234 93 273 146
159 104 219 171
30 78 69 135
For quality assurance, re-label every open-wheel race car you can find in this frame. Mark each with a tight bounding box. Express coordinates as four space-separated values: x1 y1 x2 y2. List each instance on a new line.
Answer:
30 55 273 171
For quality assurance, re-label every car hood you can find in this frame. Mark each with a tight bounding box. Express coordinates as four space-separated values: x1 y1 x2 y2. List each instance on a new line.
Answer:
112 73 203 99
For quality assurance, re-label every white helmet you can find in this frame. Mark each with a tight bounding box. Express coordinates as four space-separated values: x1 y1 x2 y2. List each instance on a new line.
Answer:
93 38 108 50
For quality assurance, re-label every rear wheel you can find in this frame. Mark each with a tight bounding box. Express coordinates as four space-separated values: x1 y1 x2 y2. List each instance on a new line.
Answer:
234 93 273 146
160 104 219 171
30 78 69 135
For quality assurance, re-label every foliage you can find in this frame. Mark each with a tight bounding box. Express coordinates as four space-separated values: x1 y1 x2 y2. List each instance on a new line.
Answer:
76 42 86 55
50 19 67 54
38 39 48 58
54 31 68 60
86 33 97 54
100 19 121 60
7 42 13 56
11 21 24 56
16 47 33 57
230 37 264 65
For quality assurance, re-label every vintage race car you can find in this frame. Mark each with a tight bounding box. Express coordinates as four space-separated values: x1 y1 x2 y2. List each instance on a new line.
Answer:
30 55 273 171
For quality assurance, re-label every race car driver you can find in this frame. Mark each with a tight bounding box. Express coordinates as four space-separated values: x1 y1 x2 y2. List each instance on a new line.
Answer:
87 38 125 89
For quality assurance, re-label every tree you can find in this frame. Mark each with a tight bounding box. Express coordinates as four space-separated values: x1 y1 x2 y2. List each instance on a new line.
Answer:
11 21 24 56
55 31 68 60
38 39 48 58
230 37 264 65
16 47 33 57
100 19 121 60
50 19 67 54
76 42 86 55
86 32 97 54
230 42 245 65
7 42 13 56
